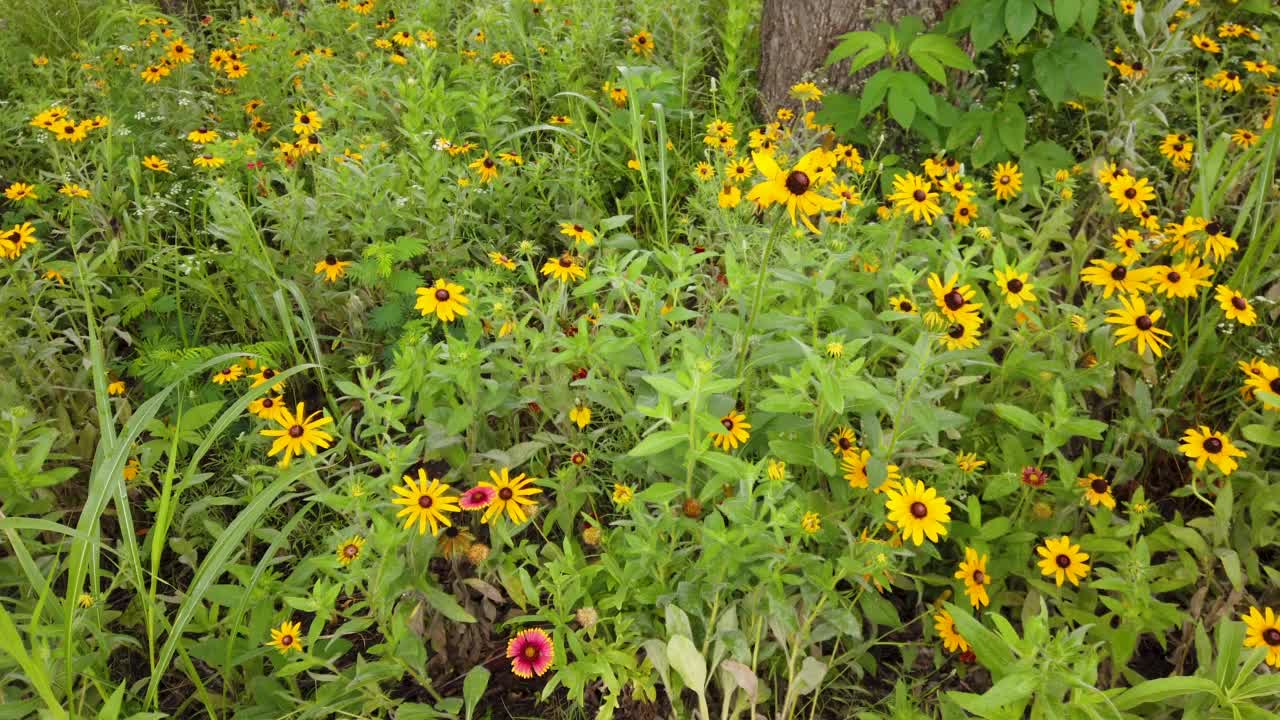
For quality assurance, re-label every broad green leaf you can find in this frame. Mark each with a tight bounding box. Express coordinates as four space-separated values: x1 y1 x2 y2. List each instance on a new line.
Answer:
628 430 687 457
827 31 888 75
1113 676 1218 710
995 103 1027 153
421 583 476 623
1005 0 1038 41
463 665 491 720
992 403 1043 432
1054 0 1081 29
666 635 707 693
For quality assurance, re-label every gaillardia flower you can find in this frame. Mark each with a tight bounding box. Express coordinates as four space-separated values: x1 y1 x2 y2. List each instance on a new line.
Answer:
267 620 304 655
507 628 554 678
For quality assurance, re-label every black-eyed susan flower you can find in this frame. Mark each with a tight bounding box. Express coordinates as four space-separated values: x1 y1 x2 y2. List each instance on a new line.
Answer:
885 478 950 545
746 149 840 233
1080 259 1154 297
1192 34 1221 53
1211 69 1243 93
955 548 991 607
292 110 322 135
1106 294 1172 357
488 251 516 270
314 255 351 282
212 364 244 384
541 254 586 283
953 201 978 226
549 114 572 125
559 222 595 246
415 279 470 322
1232 129 1260 148
142 155 170 173
928 273 983 322
168 38 193 64
888 173 942 224
438 526 474 559
1245 363 1280 409
1108 174 1156 217
767 458 786 481
569 404 591 429
612 483 634 505
140 64 170 83
1151 258 1213 298
1242 607 1280 667
267 620 304 655
1215 285 1257 325
248 394 287 423
336 534 365 565
59 183 91 199
187 127 217 144
628 30 655 57
790 82 822 102
993 267 1036 308
991 162 1022 201
1036 536 1090 587
193 154 225 169
469 153 500 183
1112 228 1145 265
1201 220 1238 263
490 50 515 66
1078 473 1116 509
1179 426 1246 475
1159 134 1194 164
392 470 460 535
829 427 856 455
840 448 902 492
224 59 249 78
507 628 554 678
1244 59 1277 77
249 366 283 390
4 183 37 202
260 402 334 468
934 610 970 653
123 458 141 482
711 411 750 451
478 467 541 524
801 511 821 534
717 184 742 208
888 294 917 314
939 318 982 351
956 452 986 474
825 341 844 358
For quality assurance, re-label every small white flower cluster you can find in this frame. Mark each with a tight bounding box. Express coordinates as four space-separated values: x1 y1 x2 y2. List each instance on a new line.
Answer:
432 137 451 151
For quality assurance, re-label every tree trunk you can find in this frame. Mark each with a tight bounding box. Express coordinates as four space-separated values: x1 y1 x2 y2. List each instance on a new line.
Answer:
759 0 956 113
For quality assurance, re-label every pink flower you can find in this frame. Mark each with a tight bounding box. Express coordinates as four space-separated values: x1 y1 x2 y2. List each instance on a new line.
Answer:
1021 466 1048 488
506 628 554 678
460 485 496 510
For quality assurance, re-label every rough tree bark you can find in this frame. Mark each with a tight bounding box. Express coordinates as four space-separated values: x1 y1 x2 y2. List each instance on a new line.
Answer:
759 0 957 112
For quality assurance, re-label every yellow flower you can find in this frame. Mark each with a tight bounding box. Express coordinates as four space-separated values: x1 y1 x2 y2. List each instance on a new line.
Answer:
391 470 460 535
884 479 950 545
292 110 322 136
142 156 170 173
629 30 655 57
1078 473 1116 509
612 483 634 505
955 452 986 473
934 610 970 653
4 183 37 201
266 620 304 655
569 404 591 429
1215 285 1257 325
336 535 365 565
801 511 821 534
824 341 844 358
955 548 991 608
1105 294 1172 357
478 467 542 524
1036 536 1090 587
767 458 786 481
790 82 823 102
212 364 244 384
78 593 94 609
993 267 1036 308
746 149 841 233
1242 607 1280 668
314 255 352 282
1108 174 1156 217
991 162 1022 201
717 184 742 208
107 380 126 396
888 173 942 224
414 279 470 322
1179 426 1246 476
710 411 751 451
541 254 587 283
259 402 335 468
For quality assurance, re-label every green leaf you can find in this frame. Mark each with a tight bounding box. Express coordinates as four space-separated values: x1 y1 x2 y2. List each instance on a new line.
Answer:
828 31 888 74
949 673 1037 716
911 34 977 70
887 85 917 129
791 657 828 696
463 665 491 720
1053 0 1081 29
860 70 896 119
642 374 689 399
1005 0 1038 41
995 103 1027 153
972 0 1008 52
992 403 1043 432
1113 677 1218 710
1242 423 1280 447
421 583 476 623
628 430 687 457
666 635 707 693
944 604 1016 673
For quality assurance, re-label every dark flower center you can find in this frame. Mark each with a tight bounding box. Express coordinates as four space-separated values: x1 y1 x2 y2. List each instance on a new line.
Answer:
326 254 337 264
281 635 293 646
343 544 358 557
573 224 583 232
910 501 928 518
263 369 275 378
524 645 539 658
499 487 514 500
1270 378 1280 394
301 115 310 124
1167 271 1181 282
948 324 965 339
637 35 647 44
1227 72 1238 80
1006 278 1023 293
954 181 964 191
1055 554 1072 568
999 175 1010 185
1135 315 1153 331
1111 266 1127 280
972 570 985 583
445 526 460 537
288 425 304 438
1264 628 1280 646
222 368 232 374
959 207 970 216
1091 477 1109 494
1231 296 1247 310
435 288 450 301
262 398 274 407
944 290 966 310
721 418 734 430
784 171 810 195
559 257 572 267
1131 61 1143 71
838 437 851 449
1173 143 1183 152
899 301 913 311
1203 437 1223 454
912 189 926 202
418 494 434 508
1124 188 1137 199
484 159 494 168
1206 222 1221 235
